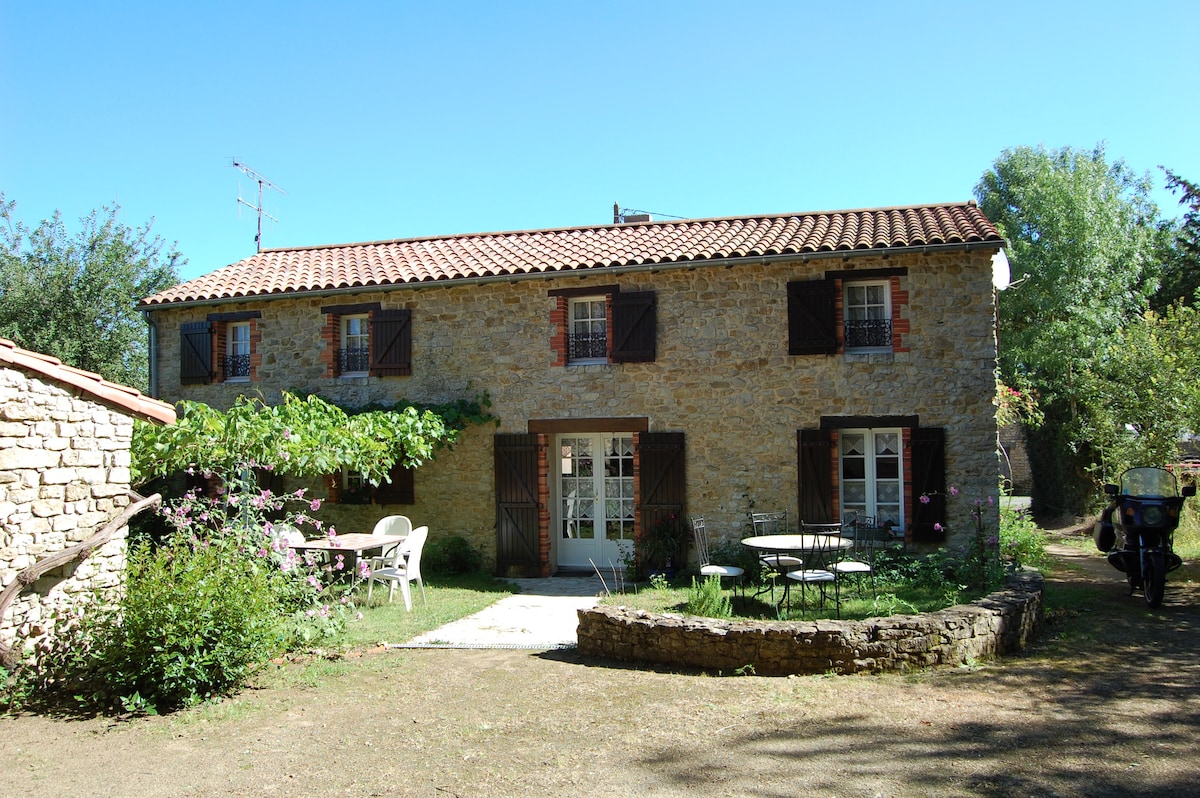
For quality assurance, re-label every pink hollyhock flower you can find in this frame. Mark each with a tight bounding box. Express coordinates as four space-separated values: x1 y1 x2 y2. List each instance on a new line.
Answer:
310 498 322 511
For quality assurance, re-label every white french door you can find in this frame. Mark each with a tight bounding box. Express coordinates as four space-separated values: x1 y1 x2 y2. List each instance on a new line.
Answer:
555 433 635 569
839 429 903 527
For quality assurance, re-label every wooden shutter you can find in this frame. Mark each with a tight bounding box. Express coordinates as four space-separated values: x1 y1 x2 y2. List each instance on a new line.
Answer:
611 291 657 363
910 427 946 543
638 431 685 531
370 309 412 376
797 428 834 522
374 462 415 505
495 433 542 576
180 321 213 384
787 279 837 355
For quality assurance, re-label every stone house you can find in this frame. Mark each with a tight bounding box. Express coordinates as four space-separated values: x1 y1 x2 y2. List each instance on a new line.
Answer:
138 203 1006 576
0 338 176 661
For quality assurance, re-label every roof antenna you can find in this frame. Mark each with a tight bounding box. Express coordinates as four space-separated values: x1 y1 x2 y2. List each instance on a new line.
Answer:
232 158 286 252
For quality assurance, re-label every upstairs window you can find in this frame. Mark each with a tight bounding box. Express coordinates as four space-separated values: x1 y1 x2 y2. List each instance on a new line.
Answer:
340 315 370 376
224 322 251 381
569 297 608 364
321 303 412 378
550 286 656 366
843 281 892 351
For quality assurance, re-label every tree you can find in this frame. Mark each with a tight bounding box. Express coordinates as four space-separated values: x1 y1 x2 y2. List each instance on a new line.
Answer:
1152 168 1200 311
0 194 182 392
976 144 1164 515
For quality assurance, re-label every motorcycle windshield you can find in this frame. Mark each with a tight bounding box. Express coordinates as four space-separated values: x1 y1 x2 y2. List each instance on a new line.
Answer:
1119 467 1178 498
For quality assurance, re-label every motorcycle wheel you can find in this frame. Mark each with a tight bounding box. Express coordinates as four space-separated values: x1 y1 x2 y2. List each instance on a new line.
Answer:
1144 553 1165 609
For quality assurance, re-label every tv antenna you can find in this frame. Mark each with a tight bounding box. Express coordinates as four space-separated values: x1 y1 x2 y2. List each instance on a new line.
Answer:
232 158 286 252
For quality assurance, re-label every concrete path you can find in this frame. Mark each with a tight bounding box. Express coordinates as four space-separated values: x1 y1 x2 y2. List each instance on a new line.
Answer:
398 576 606 650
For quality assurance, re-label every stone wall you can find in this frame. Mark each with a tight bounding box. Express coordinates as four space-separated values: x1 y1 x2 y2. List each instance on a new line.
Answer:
576 570 1043 676
0 367 134 654
149 248 1002 564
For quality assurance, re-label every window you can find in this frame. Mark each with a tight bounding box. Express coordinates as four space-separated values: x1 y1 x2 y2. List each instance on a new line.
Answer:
340 315 370 375
843 281 892 350
224 322 251 381
550 287 656 366
335 463 415 505
569 298 607 363
320 303 412 378
839 429 902 528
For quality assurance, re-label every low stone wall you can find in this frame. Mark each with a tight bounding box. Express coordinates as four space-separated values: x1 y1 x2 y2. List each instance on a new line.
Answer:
577 570 1043 676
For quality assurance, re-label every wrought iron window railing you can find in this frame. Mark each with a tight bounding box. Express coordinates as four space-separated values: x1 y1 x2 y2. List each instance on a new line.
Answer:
568 332 608 361
221 354 251 380
844 319 893 349
338 347 371 374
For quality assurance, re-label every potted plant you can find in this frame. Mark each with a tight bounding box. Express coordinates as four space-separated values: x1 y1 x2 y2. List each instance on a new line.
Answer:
635 513 690 579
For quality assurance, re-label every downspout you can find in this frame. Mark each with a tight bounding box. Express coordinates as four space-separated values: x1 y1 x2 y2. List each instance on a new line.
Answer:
142 309 160 399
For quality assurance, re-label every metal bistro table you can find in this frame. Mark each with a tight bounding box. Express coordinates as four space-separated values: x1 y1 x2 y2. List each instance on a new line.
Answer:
289 532 407 577
741 533 854 606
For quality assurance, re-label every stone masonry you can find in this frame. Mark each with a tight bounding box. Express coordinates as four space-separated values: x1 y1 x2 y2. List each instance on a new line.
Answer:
1 366 141 655
577 570 1044 676
149 248 1002 567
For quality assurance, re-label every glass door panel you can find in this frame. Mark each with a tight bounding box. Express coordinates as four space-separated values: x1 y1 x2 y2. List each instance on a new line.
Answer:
557 433 634 568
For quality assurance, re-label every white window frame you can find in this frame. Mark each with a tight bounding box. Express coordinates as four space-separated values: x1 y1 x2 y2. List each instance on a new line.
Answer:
838 428 903 528
340 314 370 376
568 297 608 365
843 280 892 352
225 321 251 382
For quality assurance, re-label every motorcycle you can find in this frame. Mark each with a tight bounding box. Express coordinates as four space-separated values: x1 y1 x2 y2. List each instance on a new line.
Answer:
1094 466 1195 608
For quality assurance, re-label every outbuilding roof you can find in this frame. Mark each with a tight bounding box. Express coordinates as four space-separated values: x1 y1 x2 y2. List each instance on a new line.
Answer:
139 202 1003 307
0 339 176 425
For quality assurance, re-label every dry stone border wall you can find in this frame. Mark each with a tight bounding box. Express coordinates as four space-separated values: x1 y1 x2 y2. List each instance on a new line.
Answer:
577 570 1043 676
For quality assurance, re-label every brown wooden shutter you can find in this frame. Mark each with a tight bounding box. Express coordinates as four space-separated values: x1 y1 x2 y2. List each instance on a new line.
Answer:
787 279 837 355
611 291 657 363
495 433 542 576
180 321 214 384
910 427 946 543
638 431 685 530
370 309 412 376
374 462 415 505
797 428 834 522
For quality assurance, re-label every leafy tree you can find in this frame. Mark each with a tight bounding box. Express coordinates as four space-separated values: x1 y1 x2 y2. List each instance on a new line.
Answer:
976 144 1164 515
1152 169 1200 310
0 194 182 392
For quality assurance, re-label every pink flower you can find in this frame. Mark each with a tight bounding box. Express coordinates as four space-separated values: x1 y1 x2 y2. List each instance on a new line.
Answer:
949 486 959 497
307 575 321 589
334 554 345 571
358 561 371 579
934 522 943 532
919 494 931 504
310 499 322 511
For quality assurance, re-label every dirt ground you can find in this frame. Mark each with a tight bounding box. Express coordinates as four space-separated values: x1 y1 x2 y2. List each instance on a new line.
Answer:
3 538 1200 798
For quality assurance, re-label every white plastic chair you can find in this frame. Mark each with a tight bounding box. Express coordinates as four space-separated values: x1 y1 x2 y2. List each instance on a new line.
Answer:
372 514 412 538
691 517 744 597
367 525 428 610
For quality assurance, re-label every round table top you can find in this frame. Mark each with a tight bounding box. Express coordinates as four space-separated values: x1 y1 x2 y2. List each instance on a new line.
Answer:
740 534 853 551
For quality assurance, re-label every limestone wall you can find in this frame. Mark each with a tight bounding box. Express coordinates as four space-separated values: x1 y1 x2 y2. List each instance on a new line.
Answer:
0 367 134 653
576 570 1043 676
150 249 1001 561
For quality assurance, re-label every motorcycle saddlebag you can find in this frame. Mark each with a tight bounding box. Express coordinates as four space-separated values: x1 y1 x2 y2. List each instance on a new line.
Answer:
1094 519 1116 553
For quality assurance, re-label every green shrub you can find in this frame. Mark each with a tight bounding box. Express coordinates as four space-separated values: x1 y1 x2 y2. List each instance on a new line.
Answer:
422 535 484 576
27 538 285 714
684 576 732 619
1000 506 1050 569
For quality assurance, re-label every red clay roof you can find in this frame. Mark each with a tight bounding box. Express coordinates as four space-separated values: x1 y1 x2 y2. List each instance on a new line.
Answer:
0 339 176 425
140 202 1003 307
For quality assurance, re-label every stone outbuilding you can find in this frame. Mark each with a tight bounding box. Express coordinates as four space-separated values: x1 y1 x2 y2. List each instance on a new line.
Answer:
137 203 1007 575
0 338 176 664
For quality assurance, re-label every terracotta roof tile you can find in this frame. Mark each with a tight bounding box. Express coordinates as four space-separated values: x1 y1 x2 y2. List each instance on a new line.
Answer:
0 339 176 425
139 202 1002 307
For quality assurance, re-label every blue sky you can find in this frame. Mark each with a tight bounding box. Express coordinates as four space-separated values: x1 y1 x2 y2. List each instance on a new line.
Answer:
3 1 1197 283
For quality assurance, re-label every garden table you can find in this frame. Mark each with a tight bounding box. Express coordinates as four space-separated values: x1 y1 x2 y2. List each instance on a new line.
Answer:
741 534 853 607
289 533 407 577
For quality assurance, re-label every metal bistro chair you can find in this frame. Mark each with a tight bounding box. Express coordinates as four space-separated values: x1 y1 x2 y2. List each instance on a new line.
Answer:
751 511 799 601
782 531 840 618
836 512 876 597
692 517 745 600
